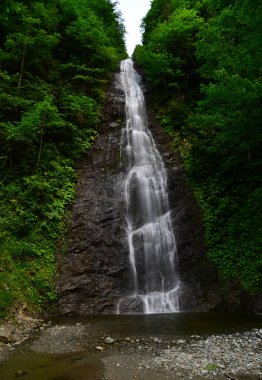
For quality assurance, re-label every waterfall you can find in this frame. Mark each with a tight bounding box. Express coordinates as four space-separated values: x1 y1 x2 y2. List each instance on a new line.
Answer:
117 59 180 314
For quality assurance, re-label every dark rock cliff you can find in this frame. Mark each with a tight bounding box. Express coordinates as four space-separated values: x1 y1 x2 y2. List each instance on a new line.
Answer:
55 72 129 314
55 66 259 315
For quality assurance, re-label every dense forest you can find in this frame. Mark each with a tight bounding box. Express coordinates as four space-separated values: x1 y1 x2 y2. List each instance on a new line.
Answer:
134 0 261 297
0 0 126 317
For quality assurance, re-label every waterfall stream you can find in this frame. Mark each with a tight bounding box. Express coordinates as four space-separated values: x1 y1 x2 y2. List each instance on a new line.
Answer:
117 59 180 314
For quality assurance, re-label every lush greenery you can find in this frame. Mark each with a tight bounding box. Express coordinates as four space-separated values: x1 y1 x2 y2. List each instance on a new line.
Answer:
134 0 261 294
0 0 126 318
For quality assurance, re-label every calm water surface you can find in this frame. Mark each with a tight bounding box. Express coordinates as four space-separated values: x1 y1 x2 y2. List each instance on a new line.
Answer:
63 312 262 336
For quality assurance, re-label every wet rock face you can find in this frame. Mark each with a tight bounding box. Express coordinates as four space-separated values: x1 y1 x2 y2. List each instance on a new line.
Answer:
55 68 219 315
117 296 144 314
56 67 256 315
56 72 129 315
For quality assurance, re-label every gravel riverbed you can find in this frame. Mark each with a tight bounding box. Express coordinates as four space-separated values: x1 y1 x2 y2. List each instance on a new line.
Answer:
0 320 261 380
100 329 262 379
147 330 262 379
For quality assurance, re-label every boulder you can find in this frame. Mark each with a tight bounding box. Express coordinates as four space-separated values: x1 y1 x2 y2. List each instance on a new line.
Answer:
0 324 16 343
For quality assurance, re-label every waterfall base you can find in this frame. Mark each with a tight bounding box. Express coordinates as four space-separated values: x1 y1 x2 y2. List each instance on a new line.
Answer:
117 284 181 314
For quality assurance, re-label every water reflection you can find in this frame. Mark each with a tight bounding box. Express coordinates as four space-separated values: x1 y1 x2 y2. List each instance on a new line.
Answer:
53 312 262 336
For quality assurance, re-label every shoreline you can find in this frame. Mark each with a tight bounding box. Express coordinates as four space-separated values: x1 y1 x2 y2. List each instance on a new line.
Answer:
0 314 261 379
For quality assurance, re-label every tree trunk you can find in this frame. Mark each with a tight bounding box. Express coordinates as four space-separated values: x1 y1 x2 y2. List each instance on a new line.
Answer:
18 25 29 90
36 114 45 168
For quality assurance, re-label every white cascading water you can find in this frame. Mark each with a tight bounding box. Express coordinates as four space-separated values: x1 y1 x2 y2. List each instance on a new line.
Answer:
117 59 180 314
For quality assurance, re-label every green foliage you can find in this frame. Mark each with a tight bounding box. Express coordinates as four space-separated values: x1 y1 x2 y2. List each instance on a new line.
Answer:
137 0 262 295
134 0 203 134
0 0 126 318
205 363 218 372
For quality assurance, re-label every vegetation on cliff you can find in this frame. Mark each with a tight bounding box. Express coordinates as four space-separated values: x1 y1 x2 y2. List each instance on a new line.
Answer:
0 0 126 318
134 0 261 296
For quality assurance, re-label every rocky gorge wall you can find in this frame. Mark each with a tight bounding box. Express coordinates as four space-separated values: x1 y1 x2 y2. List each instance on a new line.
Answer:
55 66 260 315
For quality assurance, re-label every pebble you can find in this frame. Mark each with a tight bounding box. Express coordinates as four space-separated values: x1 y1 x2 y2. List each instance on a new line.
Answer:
104 336 115 344
15 370 26 377
146 329 262 378
95 346 104 352
109 122 119 128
